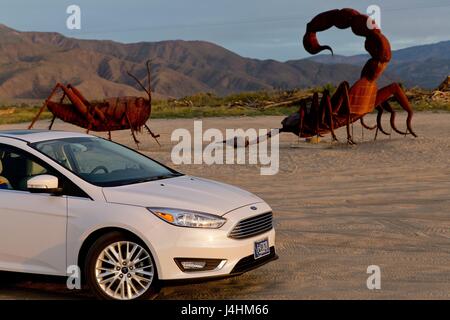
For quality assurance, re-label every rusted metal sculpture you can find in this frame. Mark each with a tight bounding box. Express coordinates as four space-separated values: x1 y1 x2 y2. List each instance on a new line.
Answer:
280 8 417 144
28 60 160 146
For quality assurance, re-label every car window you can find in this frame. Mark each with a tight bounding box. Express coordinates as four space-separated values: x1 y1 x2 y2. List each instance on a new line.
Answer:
0 146 49 191
32 137 182 187
0 144 90 198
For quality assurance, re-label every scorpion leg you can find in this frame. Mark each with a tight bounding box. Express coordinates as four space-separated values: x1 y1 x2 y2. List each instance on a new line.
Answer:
382 101 409 136
345 108 356 145
321 90 338 141
324 81 355 144
330 81 350 114
298 101 306 138
376 104 391 136
360 117 376 130
359 114 378 140
311 92 321 138
375 105 383 138
375 83 417 137
144 124 161 147
329 81 356 144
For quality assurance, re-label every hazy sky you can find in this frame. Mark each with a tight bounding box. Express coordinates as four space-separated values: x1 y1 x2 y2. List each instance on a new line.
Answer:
0 0 449 61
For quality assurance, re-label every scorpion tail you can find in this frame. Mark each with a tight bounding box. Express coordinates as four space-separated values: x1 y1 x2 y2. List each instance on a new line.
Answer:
303 8 391 80
222 129 282 148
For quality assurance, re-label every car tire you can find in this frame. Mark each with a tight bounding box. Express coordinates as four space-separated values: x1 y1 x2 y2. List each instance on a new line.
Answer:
85 231 160 300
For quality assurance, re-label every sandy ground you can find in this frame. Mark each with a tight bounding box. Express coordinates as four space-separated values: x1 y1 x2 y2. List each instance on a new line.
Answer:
1 112 450 299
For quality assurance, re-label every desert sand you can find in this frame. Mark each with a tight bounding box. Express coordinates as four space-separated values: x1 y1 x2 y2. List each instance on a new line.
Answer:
0 112 450 299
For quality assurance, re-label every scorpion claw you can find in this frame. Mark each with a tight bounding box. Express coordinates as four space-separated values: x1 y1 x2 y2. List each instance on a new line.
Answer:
389 112 407 135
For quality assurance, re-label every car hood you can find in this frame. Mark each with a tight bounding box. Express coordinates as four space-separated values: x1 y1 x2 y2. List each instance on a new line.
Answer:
102 175 263 216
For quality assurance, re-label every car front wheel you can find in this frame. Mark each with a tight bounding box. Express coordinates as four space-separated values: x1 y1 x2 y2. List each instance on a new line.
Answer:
85 232 159 300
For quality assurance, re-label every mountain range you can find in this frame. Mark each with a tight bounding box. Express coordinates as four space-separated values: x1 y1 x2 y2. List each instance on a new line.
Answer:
307 41 450 89
0 24 448 102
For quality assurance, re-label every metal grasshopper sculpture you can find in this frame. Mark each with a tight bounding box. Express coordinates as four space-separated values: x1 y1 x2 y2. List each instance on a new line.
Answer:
29 60 160 146
279 8 417 144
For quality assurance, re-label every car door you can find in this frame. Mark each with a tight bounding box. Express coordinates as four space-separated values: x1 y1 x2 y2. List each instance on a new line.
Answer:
0 144 67 276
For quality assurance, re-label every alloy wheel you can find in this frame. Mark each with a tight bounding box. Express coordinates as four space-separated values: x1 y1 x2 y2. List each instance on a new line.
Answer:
94 241 154 300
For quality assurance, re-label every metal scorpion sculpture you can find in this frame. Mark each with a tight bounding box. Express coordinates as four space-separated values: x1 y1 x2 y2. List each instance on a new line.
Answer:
29 60 160 146
278 8 417 144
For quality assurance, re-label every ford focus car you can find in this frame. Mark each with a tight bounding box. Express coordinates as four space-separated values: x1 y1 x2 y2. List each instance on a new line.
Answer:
0 130 277 300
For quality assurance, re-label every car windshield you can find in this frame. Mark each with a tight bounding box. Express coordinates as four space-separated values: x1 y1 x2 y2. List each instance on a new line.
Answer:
31 137 182 187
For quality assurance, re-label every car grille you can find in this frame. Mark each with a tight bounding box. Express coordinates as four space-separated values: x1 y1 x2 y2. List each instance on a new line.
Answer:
228 211 273 239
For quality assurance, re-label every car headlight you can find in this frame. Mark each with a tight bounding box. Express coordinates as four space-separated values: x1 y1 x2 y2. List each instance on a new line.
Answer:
147 208 226 229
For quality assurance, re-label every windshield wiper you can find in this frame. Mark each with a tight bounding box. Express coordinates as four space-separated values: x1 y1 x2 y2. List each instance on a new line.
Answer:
130 173 183 184
102 173 183 187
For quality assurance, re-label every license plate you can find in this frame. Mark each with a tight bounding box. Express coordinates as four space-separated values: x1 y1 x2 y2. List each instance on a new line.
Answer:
254 238 270 259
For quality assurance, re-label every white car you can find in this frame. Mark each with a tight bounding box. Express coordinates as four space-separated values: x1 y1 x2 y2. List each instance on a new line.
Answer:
0 130 277 300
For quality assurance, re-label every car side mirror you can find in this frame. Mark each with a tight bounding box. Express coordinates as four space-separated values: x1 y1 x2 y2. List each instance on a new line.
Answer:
27 175 63 195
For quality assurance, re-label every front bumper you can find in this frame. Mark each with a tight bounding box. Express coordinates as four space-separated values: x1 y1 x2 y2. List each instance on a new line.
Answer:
150 202 276 280
160 247 278 286
231 246 277 275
